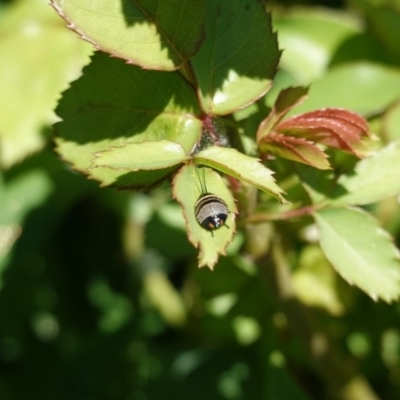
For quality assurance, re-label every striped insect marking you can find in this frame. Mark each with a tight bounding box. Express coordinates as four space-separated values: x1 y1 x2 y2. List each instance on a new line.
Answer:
195 193 229 231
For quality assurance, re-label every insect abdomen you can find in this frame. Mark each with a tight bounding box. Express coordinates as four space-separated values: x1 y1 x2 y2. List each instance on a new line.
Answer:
195 193 229 231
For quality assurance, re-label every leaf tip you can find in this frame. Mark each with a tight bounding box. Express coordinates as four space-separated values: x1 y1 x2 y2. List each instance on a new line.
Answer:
199 261 215 270
279 196 290 206
368 292 379 302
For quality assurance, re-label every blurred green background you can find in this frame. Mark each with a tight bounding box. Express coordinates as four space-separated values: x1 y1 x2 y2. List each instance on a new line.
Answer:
1 0 400 399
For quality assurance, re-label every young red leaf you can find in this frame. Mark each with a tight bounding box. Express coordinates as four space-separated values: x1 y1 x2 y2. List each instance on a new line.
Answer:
276 108 370 157
259 133 331 170
257 86 308 141
299 109 369 133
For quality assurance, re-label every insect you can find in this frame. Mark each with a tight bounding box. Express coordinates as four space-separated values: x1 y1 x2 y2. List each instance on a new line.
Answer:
194 167 230 232
195 193 229 231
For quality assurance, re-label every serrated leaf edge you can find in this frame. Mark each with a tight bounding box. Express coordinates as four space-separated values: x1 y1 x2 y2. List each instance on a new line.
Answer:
87 140 188 172
50 0 181 71
314 207 400 303
172 165 236 269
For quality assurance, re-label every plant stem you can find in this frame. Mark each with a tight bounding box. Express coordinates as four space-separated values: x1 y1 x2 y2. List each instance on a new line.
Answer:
246 205 316 223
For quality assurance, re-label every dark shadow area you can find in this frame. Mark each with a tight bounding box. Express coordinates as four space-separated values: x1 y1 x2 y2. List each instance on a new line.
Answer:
190 0 280 94
54 52 199 146
146 213 196 261
111 165 180 191
330 32 397 68
294 164 349 201
0 155 138 398
269 0 344 7
120 0 147 27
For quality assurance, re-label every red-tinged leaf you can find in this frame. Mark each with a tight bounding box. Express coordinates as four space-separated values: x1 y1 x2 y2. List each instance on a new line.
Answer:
300 109 370 134
257 87 308 142
259 133 331 170
279 123 357 154
276 108 370 157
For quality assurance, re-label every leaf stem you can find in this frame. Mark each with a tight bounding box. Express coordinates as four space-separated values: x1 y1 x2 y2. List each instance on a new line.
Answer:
246 205 316 223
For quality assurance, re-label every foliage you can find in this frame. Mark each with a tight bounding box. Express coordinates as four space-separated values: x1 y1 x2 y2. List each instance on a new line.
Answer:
1 0 400 399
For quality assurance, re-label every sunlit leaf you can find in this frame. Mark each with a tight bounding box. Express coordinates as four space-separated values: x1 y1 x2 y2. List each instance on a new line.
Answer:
51 0 206 70
330 141 400 206
194 146 287 203
143 268 187 327
0 170 53 283
88 140 188 189
0 0 91 168
172 164 236 269
314 207 400 303
0 171 52 226
292 245 348 316
90 140 188 171
273 8 360 84
290 62 400 117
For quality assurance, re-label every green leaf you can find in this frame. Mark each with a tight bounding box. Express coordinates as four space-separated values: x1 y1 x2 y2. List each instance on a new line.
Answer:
88 140 189 189
0 171 52 226
330 142 400 206
314 207 400 303
172 164 237 269
194 147 287 203
0 0 91 168
51 0 206 71
383 102 400 142
273 8 360 84
358 0 400 63
90 140 188 171
292 245 347 316
54 51 201 189
295 164 336 204
191 0 280 115
290 62 400 117
0 170 53 284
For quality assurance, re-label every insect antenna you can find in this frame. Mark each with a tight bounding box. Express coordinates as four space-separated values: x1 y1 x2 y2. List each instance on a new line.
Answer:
194 165 208 195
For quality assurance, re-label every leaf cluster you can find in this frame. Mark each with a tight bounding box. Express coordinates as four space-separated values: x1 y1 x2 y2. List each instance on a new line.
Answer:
1 1 400 398
49 0 400 304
